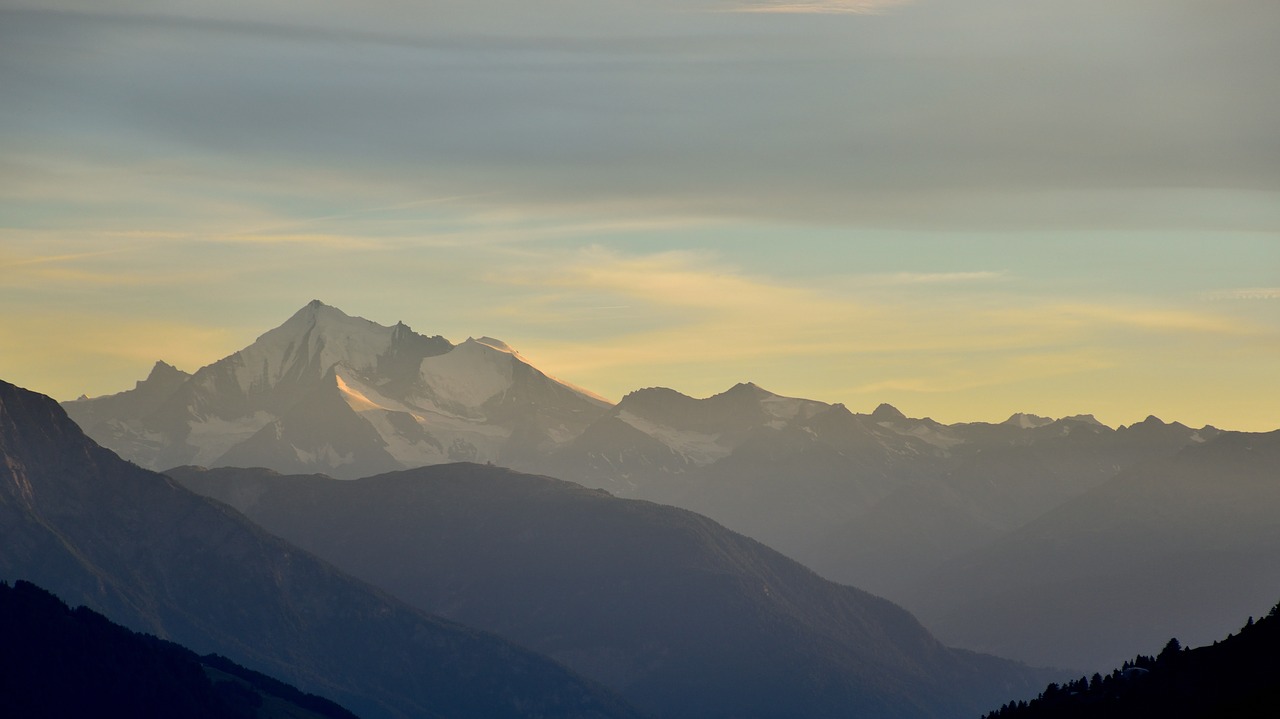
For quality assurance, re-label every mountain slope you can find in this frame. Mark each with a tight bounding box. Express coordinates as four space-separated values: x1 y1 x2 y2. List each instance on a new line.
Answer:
63 301 610 477
0 379 638 719
983 602 1280 719
907 430 1280 671
0 579 358 719
169 461 1053 719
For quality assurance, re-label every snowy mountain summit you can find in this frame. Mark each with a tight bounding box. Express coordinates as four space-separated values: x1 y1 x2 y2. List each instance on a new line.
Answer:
65 301 610 477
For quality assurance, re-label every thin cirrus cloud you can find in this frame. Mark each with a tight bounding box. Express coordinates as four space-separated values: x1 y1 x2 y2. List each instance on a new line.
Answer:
861 271 1007 286
730 0 913 13
848 349 1117 396
1201 288 1280 301
483 249 1256 388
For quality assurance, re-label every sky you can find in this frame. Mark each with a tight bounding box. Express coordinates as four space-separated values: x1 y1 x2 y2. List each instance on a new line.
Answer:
1 0 1278 430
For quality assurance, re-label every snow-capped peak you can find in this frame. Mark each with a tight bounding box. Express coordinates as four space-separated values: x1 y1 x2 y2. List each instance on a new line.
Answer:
227 301 396 393
1060 413 1107 427
473 336 519 355
870 403 907 421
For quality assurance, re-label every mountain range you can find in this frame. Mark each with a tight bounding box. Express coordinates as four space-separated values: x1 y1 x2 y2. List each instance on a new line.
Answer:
61 301 1280 673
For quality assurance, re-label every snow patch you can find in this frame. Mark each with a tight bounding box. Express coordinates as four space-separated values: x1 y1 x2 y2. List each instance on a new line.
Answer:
419 338 515 410
877 421 964 450
293 443 356 468
187 411 276 466
473 336 518 355
760 394 826 424
336 366 510 466
617 410 733 465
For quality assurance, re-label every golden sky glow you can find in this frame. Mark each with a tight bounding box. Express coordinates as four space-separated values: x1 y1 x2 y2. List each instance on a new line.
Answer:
1 0 1278 431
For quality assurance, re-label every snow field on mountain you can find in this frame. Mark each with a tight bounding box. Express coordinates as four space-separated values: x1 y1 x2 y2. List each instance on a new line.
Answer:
616 410 733 465
187 411 276 466
419 339 516 412
335 367 509 466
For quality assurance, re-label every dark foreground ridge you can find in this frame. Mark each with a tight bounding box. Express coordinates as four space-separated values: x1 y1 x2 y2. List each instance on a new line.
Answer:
0 579 358 719
984 601 1280 718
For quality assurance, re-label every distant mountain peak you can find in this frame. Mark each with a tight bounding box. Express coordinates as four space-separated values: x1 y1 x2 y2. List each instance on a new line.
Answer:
826 402 855 417
145 360 187 381
1003 412 1054 429
1060 413 1107 427
287 298 342 325
871 403 907 420
619 386 687 403
718 381 771 399
61 304 608 476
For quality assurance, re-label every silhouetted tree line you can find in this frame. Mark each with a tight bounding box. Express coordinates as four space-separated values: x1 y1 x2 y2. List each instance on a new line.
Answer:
983 601 1280 719
0 580 357 719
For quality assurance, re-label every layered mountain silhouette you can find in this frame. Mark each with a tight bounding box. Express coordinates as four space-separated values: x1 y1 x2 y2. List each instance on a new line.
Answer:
983 602 1280 718
168 461 1052 719
64 300 609 478
0 579 357 719
0 379 637 719
61 301 1271 676
535 384 1219 599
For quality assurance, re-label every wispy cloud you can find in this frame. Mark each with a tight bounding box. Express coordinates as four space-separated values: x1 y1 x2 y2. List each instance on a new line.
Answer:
0 247 137 269
209 233 390 250
1028 304 1262 336
1201 288 1280 301
861 271 1006 285
490 251 1135 369
850 349 1116 395
729 0 913 14
475 247 1277 424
